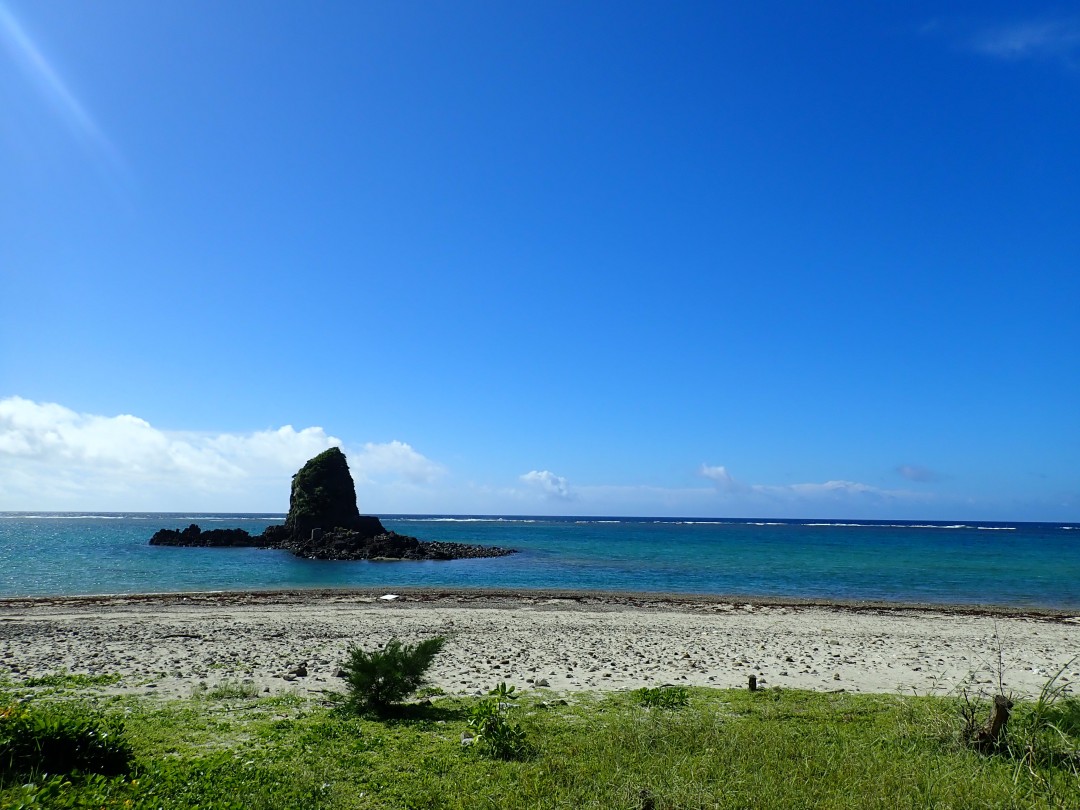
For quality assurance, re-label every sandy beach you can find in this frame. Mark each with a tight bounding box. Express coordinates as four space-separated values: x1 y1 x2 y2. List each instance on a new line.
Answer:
1 589 1077 701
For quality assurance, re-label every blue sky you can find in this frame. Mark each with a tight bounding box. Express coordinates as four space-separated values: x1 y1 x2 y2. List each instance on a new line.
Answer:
1 1 1077 520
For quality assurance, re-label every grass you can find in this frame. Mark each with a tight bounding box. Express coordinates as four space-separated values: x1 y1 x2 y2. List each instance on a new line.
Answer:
1 686 1077 809
191 680 262 701
20 671 122 689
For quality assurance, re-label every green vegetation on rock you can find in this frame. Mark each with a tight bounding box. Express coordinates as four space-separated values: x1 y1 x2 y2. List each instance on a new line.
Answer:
283 447 365 538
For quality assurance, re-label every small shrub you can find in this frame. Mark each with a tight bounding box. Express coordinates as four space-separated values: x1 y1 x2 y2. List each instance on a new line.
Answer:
0 702 133 779
636 686 690 709
341 636 446 716
466 697 528 760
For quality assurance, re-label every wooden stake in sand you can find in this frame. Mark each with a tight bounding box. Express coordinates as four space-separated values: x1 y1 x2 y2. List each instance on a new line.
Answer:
978 695 1013 749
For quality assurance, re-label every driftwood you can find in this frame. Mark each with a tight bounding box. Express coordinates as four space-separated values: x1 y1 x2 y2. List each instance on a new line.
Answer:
977 694 1013 749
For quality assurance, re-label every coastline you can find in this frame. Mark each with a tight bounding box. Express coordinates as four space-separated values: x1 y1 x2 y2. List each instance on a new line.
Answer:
2 586 1078 620
2 588 1077 701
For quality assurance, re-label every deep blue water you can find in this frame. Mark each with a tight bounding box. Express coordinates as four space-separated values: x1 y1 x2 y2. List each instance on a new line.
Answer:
1 513 1078 608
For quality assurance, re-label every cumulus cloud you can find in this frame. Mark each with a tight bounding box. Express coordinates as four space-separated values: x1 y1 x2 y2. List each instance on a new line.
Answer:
520 470 574 500
699 464 744 492
896 464 939 483
0 396 442 510
352 440 444 484
0 396 337 480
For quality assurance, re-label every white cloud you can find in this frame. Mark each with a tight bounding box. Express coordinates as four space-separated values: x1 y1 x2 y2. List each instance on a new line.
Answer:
969 18 1080 63
922 15 1080 69
0 397 1009 519
352 440 444 485
786 480 889 498
0 396 442 510
896 464 939 483
520 470 574 500
699 464 741 492
0 396 337 481
700 462 921 509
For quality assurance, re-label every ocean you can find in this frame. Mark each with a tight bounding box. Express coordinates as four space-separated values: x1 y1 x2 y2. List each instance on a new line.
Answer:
1 513 1078 608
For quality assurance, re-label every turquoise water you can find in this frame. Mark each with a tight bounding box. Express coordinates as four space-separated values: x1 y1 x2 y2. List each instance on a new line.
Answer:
1 513 1078 608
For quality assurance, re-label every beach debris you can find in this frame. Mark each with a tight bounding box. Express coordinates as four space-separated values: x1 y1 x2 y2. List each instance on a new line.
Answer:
379 594 400 601
748 675 757 691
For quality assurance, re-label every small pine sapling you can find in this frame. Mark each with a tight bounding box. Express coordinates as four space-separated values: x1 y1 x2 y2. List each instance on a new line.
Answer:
341 636 446 716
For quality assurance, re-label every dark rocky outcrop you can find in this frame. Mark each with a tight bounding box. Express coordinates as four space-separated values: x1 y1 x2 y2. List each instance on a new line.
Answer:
150 525 263 548
149 447 515 561
282 448 382 539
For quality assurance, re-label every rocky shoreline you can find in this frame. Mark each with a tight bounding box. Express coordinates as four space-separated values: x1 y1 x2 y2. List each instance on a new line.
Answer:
149 524 514 561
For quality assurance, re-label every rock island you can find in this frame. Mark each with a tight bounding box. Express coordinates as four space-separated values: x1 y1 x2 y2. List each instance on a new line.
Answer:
149 448 514 561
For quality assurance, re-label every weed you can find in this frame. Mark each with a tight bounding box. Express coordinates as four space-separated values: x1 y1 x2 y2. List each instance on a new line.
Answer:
488 681 518 701
466 695 528 760
636 685 690 709
21 671 121 689
1011 658 1080 773
193 680 261 700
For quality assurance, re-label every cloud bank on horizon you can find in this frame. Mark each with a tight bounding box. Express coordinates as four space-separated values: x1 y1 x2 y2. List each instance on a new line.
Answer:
0 395 1037 520
0 397 440 512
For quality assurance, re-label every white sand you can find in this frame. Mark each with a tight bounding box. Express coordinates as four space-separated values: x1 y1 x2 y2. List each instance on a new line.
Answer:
1 590 1077 701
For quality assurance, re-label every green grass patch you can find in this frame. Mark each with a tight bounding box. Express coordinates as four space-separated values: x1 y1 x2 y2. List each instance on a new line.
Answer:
191 680 261 701
1 687 1077 809
21 671 122 689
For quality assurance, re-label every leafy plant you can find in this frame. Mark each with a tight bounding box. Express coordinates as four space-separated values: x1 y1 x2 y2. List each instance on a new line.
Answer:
636 686 691 709
341 636 446 716
466 697 528 760
488 682 518 701
0 702 133 779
